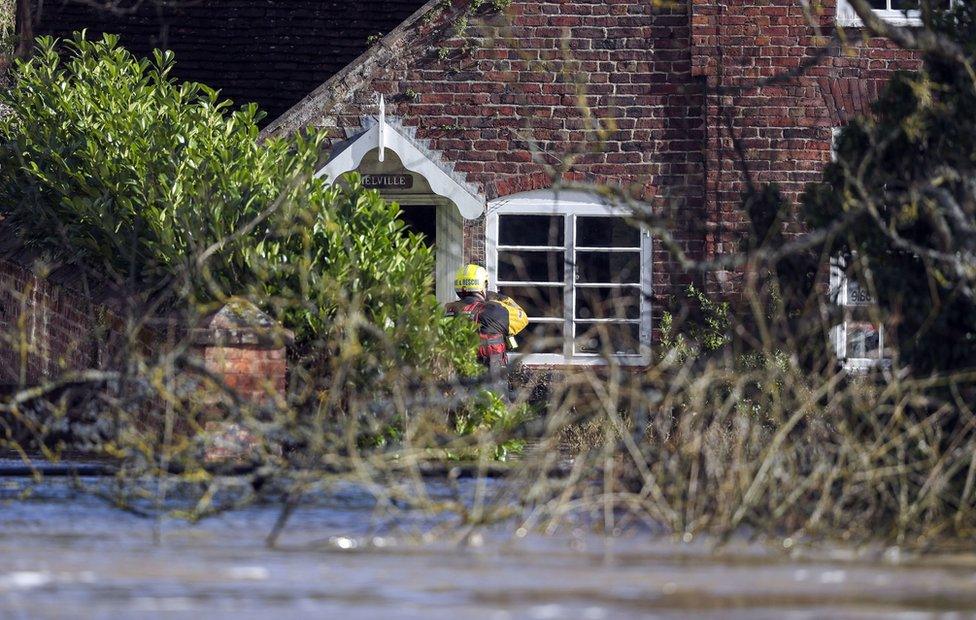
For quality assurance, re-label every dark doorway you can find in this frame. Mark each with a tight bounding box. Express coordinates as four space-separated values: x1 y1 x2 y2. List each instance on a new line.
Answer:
398 205 437 247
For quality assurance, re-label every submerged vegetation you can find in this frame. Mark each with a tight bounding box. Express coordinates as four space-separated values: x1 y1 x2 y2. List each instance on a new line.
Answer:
1 0 976 554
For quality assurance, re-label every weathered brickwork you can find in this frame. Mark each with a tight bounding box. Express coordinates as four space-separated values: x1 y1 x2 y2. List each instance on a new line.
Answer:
462 216 486 266
689 0 921 292
266 0 926 315
0 257 289 406
188 301 292 406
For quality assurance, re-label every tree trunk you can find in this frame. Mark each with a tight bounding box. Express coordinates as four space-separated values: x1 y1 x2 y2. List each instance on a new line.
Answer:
0 0 13 91
13 0 29 57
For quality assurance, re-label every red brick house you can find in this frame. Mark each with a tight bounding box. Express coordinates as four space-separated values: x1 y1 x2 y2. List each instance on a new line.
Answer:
27 0 936 369
259 0 928 366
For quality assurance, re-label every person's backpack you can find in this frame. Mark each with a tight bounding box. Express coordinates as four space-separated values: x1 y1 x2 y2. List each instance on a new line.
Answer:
495 295 528 336
490 293 528 348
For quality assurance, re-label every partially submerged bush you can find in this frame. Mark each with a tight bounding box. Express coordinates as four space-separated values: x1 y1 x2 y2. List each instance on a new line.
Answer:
509 356 976 547
452 389 534 461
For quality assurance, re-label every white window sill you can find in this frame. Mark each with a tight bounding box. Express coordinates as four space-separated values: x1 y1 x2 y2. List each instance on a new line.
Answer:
511 353 651 367
842 357 892 372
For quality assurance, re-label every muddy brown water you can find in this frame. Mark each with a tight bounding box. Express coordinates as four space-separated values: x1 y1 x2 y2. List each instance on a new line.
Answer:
2 474 976 619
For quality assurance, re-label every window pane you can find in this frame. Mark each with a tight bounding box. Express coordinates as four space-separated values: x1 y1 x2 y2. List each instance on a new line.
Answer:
846 321 881 359
575 251 640 284
890 0 919 10
575 323 641 355
516 322 564 354
498 251 565 283
499 215 564 247
575 287 641 320
498 286 563 318
576 216 640 248
869 0 887 8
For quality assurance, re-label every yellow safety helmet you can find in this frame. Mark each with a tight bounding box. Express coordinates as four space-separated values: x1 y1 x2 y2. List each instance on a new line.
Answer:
454 264 489 294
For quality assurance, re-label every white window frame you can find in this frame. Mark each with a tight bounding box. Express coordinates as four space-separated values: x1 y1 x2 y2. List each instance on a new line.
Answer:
836 0 953 28
486 190 653 366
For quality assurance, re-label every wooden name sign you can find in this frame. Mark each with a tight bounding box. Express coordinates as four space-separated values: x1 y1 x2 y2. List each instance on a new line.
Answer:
362 174 414 189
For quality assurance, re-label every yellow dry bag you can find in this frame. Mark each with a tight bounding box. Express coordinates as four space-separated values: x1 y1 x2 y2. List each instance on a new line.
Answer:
491 293 528 349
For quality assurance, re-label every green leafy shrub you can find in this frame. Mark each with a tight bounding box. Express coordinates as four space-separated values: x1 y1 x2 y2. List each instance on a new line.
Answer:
452 389 533 461
660 284 731 364
0 33 476 382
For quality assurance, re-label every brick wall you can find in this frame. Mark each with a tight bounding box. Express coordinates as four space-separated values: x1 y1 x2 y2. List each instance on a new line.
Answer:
0 258 107 385
689 0 921 293
0 258 289 409
188 300 292 407
267 0 923 312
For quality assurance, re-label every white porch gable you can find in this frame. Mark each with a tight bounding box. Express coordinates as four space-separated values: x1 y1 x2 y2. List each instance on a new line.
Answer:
317 97 485 220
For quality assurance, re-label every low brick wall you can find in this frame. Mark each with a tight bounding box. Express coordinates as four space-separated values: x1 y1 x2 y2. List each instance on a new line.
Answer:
0 258 109 385
0 259 290 409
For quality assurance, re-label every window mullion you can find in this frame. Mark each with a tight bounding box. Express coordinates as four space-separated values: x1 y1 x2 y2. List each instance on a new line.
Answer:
487 212 499 290
640 228 653 361
564 214 575 360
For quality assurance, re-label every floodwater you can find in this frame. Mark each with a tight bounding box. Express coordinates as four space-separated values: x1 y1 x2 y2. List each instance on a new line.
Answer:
2 475 976 619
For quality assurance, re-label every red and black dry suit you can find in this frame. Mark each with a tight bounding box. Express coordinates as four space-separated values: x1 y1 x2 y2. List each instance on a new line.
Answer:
444 293 510 375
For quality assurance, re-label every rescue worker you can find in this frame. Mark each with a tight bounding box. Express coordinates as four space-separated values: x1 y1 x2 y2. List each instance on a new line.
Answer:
445 264 511 377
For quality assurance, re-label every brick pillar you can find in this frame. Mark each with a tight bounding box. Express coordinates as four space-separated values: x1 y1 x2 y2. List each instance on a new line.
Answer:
188 299 292 408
